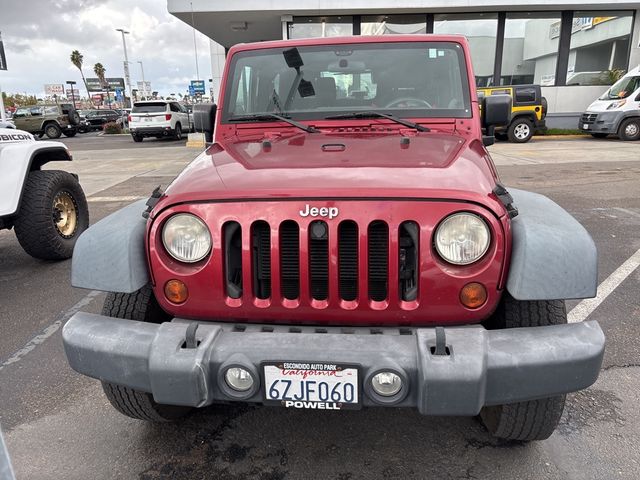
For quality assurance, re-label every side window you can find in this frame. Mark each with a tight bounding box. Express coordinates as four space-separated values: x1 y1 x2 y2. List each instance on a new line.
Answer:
235 65 253 114
515 87 536 104
170 103 180 113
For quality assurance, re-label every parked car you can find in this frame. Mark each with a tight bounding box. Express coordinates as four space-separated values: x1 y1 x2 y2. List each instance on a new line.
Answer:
128 100 190 142
477 84 547 142
0 127 89 259
82 109 121 131
64 35 604 442
12 104 80 138
579 66 640 141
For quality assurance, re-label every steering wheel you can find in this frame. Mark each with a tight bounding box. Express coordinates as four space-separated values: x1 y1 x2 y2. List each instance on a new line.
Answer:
384 98 432 109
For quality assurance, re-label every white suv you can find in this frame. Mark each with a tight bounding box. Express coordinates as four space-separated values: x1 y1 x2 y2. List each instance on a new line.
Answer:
128 101 190 142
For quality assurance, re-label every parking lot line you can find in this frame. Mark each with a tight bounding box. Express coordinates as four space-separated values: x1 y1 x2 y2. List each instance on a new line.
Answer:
568 247 640 323
0 291 101 372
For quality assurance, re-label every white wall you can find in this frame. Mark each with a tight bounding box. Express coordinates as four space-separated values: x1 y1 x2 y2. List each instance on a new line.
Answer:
209 40 226 103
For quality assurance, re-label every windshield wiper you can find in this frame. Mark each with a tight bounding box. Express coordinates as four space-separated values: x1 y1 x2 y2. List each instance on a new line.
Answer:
227 113 319 133
324 111 430 132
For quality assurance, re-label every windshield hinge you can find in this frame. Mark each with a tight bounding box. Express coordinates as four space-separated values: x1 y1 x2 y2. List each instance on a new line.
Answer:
142 185 163 219
493 183 518 219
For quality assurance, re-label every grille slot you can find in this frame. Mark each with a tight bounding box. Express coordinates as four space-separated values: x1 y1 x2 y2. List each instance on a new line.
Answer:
223 221 242 298
280 220 300 300
252 221 271 299
309 221 329 300
368 221 389 301
399 221 419 301
338 221 358 301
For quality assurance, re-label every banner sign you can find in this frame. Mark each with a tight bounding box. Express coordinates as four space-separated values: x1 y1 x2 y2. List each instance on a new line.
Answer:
0 32 7 71
86 77 125 92
44 84 65 95
190 80 205 94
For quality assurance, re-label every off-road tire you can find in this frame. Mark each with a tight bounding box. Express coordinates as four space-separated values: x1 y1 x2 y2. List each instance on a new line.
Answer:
44 122 62 139
618 118 640 141
67 109 81 126
101 286 190 422
507 117 534 143
174 123 182 140
590 133 608 139
14 170 89 260
63 129 77 138
480 294 567 441
131 133 143 142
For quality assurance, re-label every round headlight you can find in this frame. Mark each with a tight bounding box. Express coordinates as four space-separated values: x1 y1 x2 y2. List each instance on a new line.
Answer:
435 213 490 265
162 213 211 263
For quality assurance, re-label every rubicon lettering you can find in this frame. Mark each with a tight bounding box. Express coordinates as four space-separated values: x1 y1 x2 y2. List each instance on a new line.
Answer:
299 204 339 219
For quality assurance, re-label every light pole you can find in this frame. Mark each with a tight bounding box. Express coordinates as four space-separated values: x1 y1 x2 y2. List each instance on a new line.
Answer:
116 28 132 107
66 80 77 109
137 60 146 99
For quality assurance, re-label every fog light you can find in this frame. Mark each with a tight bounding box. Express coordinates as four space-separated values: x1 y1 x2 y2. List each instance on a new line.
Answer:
225 367 254 392
371 371 402 397
164 279 188 304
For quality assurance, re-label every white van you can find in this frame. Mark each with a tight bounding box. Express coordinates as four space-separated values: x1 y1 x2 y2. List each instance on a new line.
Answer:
579 66 640 140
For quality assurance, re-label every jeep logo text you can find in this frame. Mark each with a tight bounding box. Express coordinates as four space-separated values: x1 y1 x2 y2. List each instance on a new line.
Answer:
299 204 339 219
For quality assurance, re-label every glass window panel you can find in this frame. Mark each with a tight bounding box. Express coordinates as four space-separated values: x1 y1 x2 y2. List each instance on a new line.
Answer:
434 13 498 87
503 12 561 86
361 15 426 35
566 12 634 86
289 16 353 39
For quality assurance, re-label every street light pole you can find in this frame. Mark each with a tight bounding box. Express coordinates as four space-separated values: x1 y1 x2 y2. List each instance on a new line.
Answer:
137 61 146 99
66 80 77 109
116 28 132 108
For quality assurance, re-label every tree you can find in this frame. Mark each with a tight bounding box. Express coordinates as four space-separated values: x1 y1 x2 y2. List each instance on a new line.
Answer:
93 63 109 108
1 92 38 107
70 50 91 104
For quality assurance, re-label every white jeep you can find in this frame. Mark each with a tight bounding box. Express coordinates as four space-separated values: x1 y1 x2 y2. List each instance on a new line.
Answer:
0 128 89 260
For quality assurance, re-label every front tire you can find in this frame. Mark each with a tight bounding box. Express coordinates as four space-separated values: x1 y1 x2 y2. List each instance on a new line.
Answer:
618 118 640 141
44 123 62 139
14 170 89 260
507 118 534 143
480 294 567 441
101 286 191 422
590 133 608 139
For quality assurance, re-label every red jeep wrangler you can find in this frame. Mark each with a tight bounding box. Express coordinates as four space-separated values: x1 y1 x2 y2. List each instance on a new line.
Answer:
64 35 604 441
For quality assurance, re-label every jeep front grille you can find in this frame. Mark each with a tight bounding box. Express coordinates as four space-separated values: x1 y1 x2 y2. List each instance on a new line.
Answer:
221 218 418 305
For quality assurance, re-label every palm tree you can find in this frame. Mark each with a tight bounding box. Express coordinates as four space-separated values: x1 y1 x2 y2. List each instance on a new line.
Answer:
93 63 108 108
70 50 91 105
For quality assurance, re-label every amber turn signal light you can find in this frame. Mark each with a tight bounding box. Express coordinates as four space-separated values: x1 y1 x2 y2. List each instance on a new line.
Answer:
460 282 487 309
165 279 188 304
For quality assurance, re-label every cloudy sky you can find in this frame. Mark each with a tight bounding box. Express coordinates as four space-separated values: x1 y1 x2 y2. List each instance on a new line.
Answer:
0 0 212 98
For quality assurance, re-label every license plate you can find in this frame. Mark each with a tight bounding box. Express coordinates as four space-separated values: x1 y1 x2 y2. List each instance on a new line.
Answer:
583 123 589 129
263 362 360 410
145 117 153 122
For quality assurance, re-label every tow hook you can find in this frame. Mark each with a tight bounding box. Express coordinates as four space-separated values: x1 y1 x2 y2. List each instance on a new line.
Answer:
432 327 450 356
183 322 200 349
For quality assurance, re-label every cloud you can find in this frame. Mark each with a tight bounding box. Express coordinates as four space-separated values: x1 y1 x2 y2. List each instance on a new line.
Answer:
0 0 212 98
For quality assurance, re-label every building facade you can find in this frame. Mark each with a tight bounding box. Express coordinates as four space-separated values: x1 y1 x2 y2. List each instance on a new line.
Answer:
168 0 640 127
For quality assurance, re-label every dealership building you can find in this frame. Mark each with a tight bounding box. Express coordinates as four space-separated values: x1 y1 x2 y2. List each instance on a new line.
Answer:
168 0 640 127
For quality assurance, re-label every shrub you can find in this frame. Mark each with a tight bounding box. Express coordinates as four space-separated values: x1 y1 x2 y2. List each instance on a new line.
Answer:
103 122 122 134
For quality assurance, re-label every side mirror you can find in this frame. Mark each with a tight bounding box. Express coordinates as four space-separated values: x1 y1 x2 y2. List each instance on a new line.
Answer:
193 102 217 143
481 94 512 146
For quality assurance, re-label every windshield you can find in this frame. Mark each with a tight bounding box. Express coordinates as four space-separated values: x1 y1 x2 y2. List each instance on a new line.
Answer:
223 41 471 122
600 76 640 100
132 103 167 113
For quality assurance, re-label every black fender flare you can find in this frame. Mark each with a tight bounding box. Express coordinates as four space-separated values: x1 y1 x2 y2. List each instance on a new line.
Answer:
506 188 597 300
71 200 150 293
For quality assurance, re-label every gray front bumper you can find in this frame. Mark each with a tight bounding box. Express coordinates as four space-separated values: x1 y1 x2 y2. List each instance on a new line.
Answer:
579 111 623 134
62 314 604 416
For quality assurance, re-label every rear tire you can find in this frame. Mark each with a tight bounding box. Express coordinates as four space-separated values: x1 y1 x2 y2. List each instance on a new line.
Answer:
618 118 640 141
14 170 89 260
63 129 77 138
101 286 191 422
507 117 534 143
131 134 143 142
44 123 62 139
480 293 567 441
174 123 182 140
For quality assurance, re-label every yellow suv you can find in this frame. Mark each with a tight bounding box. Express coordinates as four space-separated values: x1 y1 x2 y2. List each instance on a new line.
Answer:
477 85 547 143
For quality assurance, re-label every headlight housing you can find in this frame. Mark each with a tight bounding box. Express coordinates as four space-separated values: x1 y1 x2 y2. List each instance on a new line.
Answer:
162 213 211 263
435 212 490 265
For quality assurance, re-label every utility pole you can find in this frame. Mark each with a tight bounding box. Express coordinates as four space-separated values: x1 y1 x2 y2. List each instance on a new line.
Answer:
137 61 146 99
66 80 77 109
116 28 132 108
190 2 200 81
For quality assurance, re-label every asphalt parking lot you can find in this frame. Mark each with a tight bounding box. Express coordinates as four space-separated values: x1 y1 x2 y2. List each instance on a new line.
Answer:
1 134 639 479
